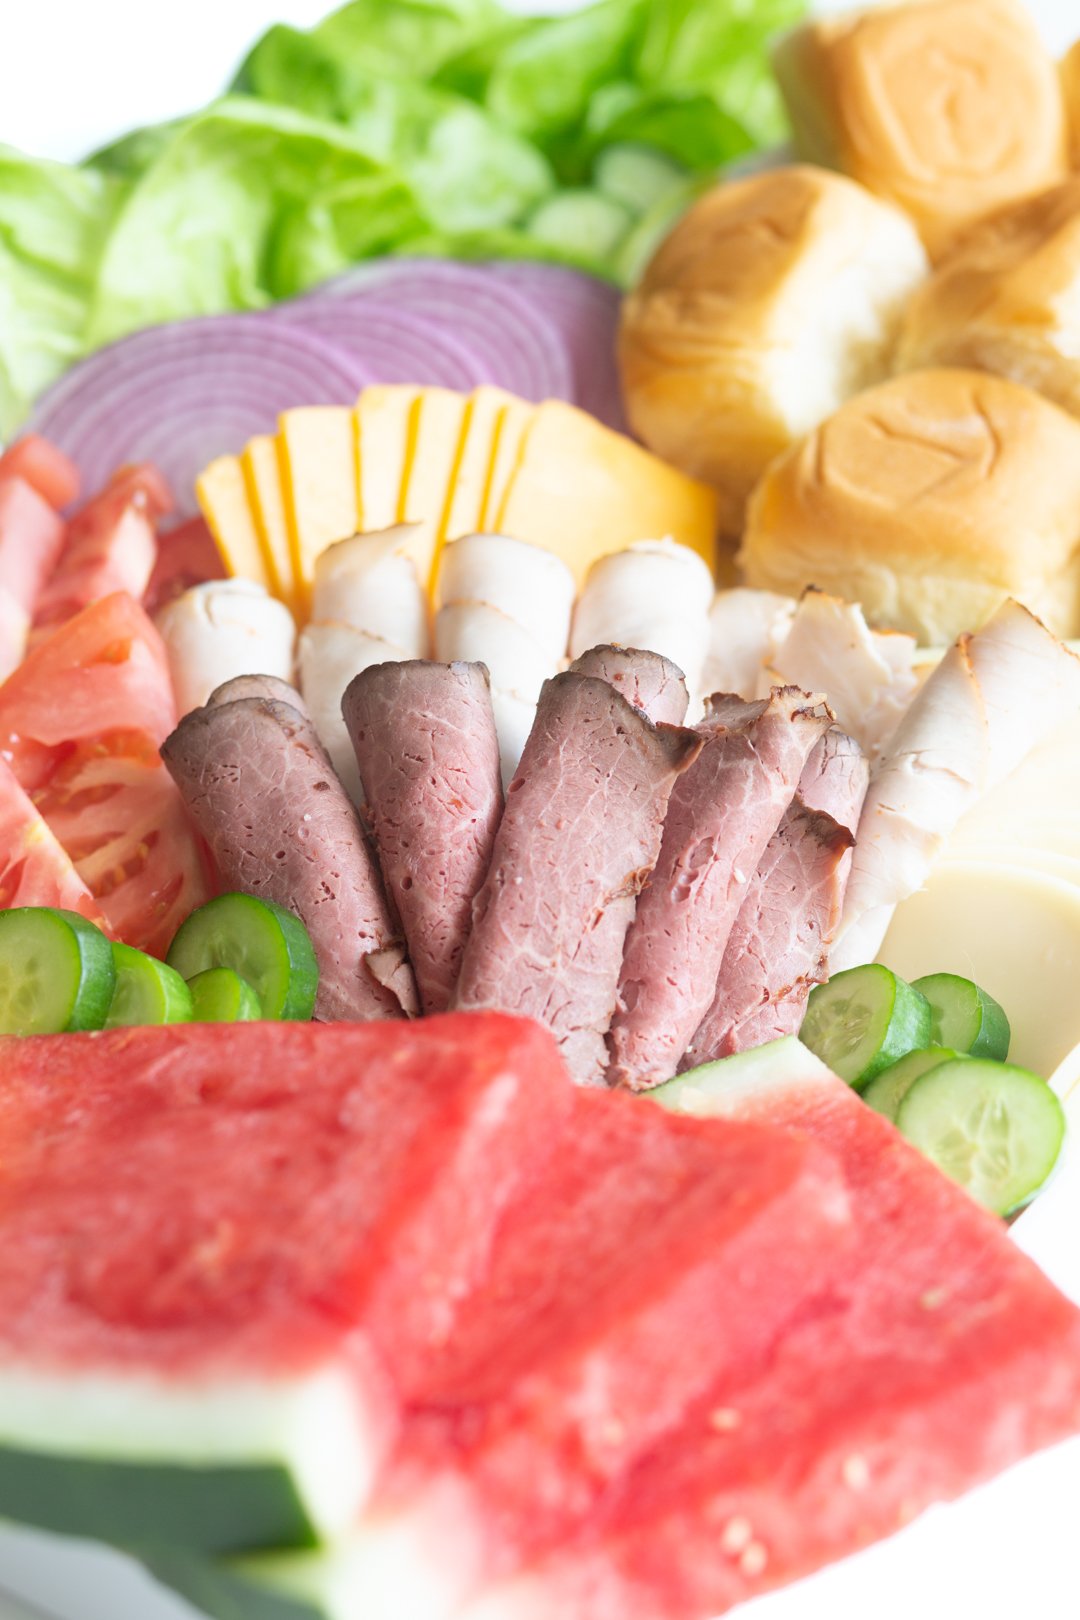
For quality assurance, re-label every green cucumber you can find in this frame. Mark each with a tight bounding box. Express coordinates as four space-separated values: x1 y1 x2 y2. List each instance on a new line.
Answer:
0 908 115 1035
189 967 263 1023
167 895 318 1021
800 965 932 1090
896 1059 1065 1217
861 1047 965 1123
106 943 194 1028
911 973 1010 1061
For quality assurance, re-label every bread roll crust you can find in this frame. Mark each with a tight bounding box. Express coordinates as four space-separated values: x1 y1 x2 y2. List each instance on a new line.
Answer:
618 164 926 535
898 179 1080 417
774 0 1068 258
739 369 1080 645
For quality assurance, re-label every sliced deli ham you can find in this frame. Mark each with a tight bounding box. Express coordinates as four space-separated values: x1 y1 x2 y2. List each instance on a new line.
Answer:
607 687 834 1091
681 730 868 1067
161 694 417 1022
452 672 702 1085
343 662 504 1017
569 646 689 726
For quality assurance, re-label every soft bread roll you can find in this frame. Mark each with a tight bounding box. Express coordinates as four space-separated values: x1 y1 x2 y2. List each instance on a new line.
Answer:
897 179 1080 416
773 0 1068 259
739 369 1080 646
618 165 927 537
1064 40 1080 167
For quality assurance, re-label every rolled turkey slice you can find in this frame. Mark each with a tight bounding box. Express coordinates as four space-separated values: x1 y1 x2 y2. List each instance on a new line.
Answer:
343 661 503 1016
452 672 702 1085
766 588 917 758
569 541 712 714
681 730 868 1067
569 646 689 726
833 598 1080 971
311 526 430 654
607 687 834 1091
700 587 796 702
299 621 414 804
161 695 417 1022
154 580 296 719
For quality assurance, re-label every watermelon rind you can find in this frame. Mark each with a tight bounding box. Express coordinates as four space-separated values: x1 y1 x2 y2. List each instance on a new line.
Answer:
0 1364 376 1556
651 1035 832 1116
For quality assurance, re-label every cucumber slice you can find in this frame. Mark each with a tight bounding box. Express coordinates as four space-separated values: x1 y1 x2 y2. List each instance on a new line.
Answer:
189 967 263 1023
861 1046 965 1123
528 189 633 260
911 973 1010 1061
167 895 318 1022
0 908 114 1035
594 144 686 216
896 1059 1065 1217
106 943 194 1028
800 964 931 1090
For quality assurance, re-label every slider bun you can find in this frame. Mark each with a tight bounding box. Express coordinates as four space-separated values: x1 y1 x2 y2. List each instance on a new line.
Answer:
1063 40 1080 166
773 0 1068 259
618 165 927 537
897 179 1080 418
738 369 1080 646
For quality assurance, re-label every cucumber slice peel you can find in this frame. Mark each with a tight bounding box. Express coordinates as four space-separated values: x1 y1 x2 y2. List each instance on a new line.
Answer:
0 908 115 1035
189 967 263 1023
106 943 194 1027
861 1046 965 1123
896 1059 1065 1217
800 964 931 1090
167 895 318 1021
912 973 1010 1061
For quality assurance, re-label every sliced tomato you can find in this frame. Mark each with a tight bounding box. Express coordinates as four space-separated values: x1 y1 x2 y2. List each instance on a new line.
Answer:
0 592 212 956
0 435 81 511
0 478 66 676
31 486 159 642
144 515 226 616
0 758 107 925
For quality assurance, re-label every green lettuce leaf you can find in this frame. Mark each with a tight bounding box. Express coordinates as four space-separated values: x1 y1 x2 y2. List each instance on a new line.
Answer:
0 146 125 436
86 99 427 347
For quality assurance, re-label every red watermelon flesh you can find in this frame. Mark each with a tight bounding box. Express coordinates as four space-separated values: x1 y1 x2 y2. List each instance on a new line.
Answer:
461 1047 1080 1620
295 1088 852 1620
0 1013 569 1398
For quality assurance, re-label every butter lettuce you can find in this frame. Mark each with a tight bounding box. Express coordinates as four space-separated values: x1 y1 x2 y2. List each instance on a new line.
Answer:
0 148 124 435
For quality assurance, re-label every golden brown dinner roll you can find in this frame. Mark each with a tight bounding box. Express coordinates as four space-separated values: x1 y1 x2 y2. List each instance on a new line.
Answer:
1063 40 1080 165
738 369 1080 646
773 0 1069 259
618 165 927 537
897 179 1080 417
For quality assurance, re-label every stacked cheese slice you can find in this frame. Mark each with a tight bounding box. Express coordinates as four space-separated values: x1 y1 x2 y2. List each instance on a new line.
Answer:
196 386 719 621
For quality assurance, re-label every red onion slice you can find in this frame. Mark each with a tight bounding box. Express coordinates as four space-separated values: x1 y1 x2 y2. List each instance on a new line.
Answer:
487 261 628 431
29 316 372 516
310 259 573 404
270 296 492 392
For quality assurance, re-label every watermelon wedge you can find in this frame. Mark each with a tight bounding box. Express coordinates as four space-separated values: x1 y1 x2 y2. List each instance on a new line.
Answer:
0 1015 571 1557
441 1040 1080 1620
143 1088 852 1620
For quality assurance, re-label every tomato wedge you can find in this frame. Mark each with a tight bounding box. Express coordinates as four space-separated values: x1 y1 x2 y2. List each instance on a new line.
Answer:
0 435 81 512
30 465 174 641
0 478 66 677
0 758 107 925
0 592 212 956
144 515 225 616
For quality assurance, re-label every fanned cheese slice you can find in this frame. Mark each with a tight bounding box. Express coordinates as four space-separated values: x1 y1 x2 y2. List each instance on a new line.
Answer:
401 390 470 590
482 398 535 531
443 388 516 545
279 407 359 607
196 456 271 592
242 436 298 612
356 386 421 535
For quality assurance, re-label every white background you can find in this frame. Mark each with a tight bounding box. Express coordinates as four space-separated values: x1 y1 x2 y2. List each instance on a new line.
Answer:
2 0 1079 163
2 2 1080 1619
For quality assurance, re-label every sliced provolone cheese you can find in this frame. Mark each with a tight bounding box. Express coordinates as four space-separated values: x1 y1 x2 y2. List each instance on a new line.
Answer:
879 858 1080 1080
356 386 420 535
242 436 298 612
279 407 359 607
196 456 271 591
401 389 470 590
495 401 720 586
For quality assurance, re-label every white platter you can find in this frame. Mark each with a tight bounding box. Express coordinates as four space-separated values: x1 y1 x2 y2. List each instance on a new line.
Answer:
3 1 1080 1616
